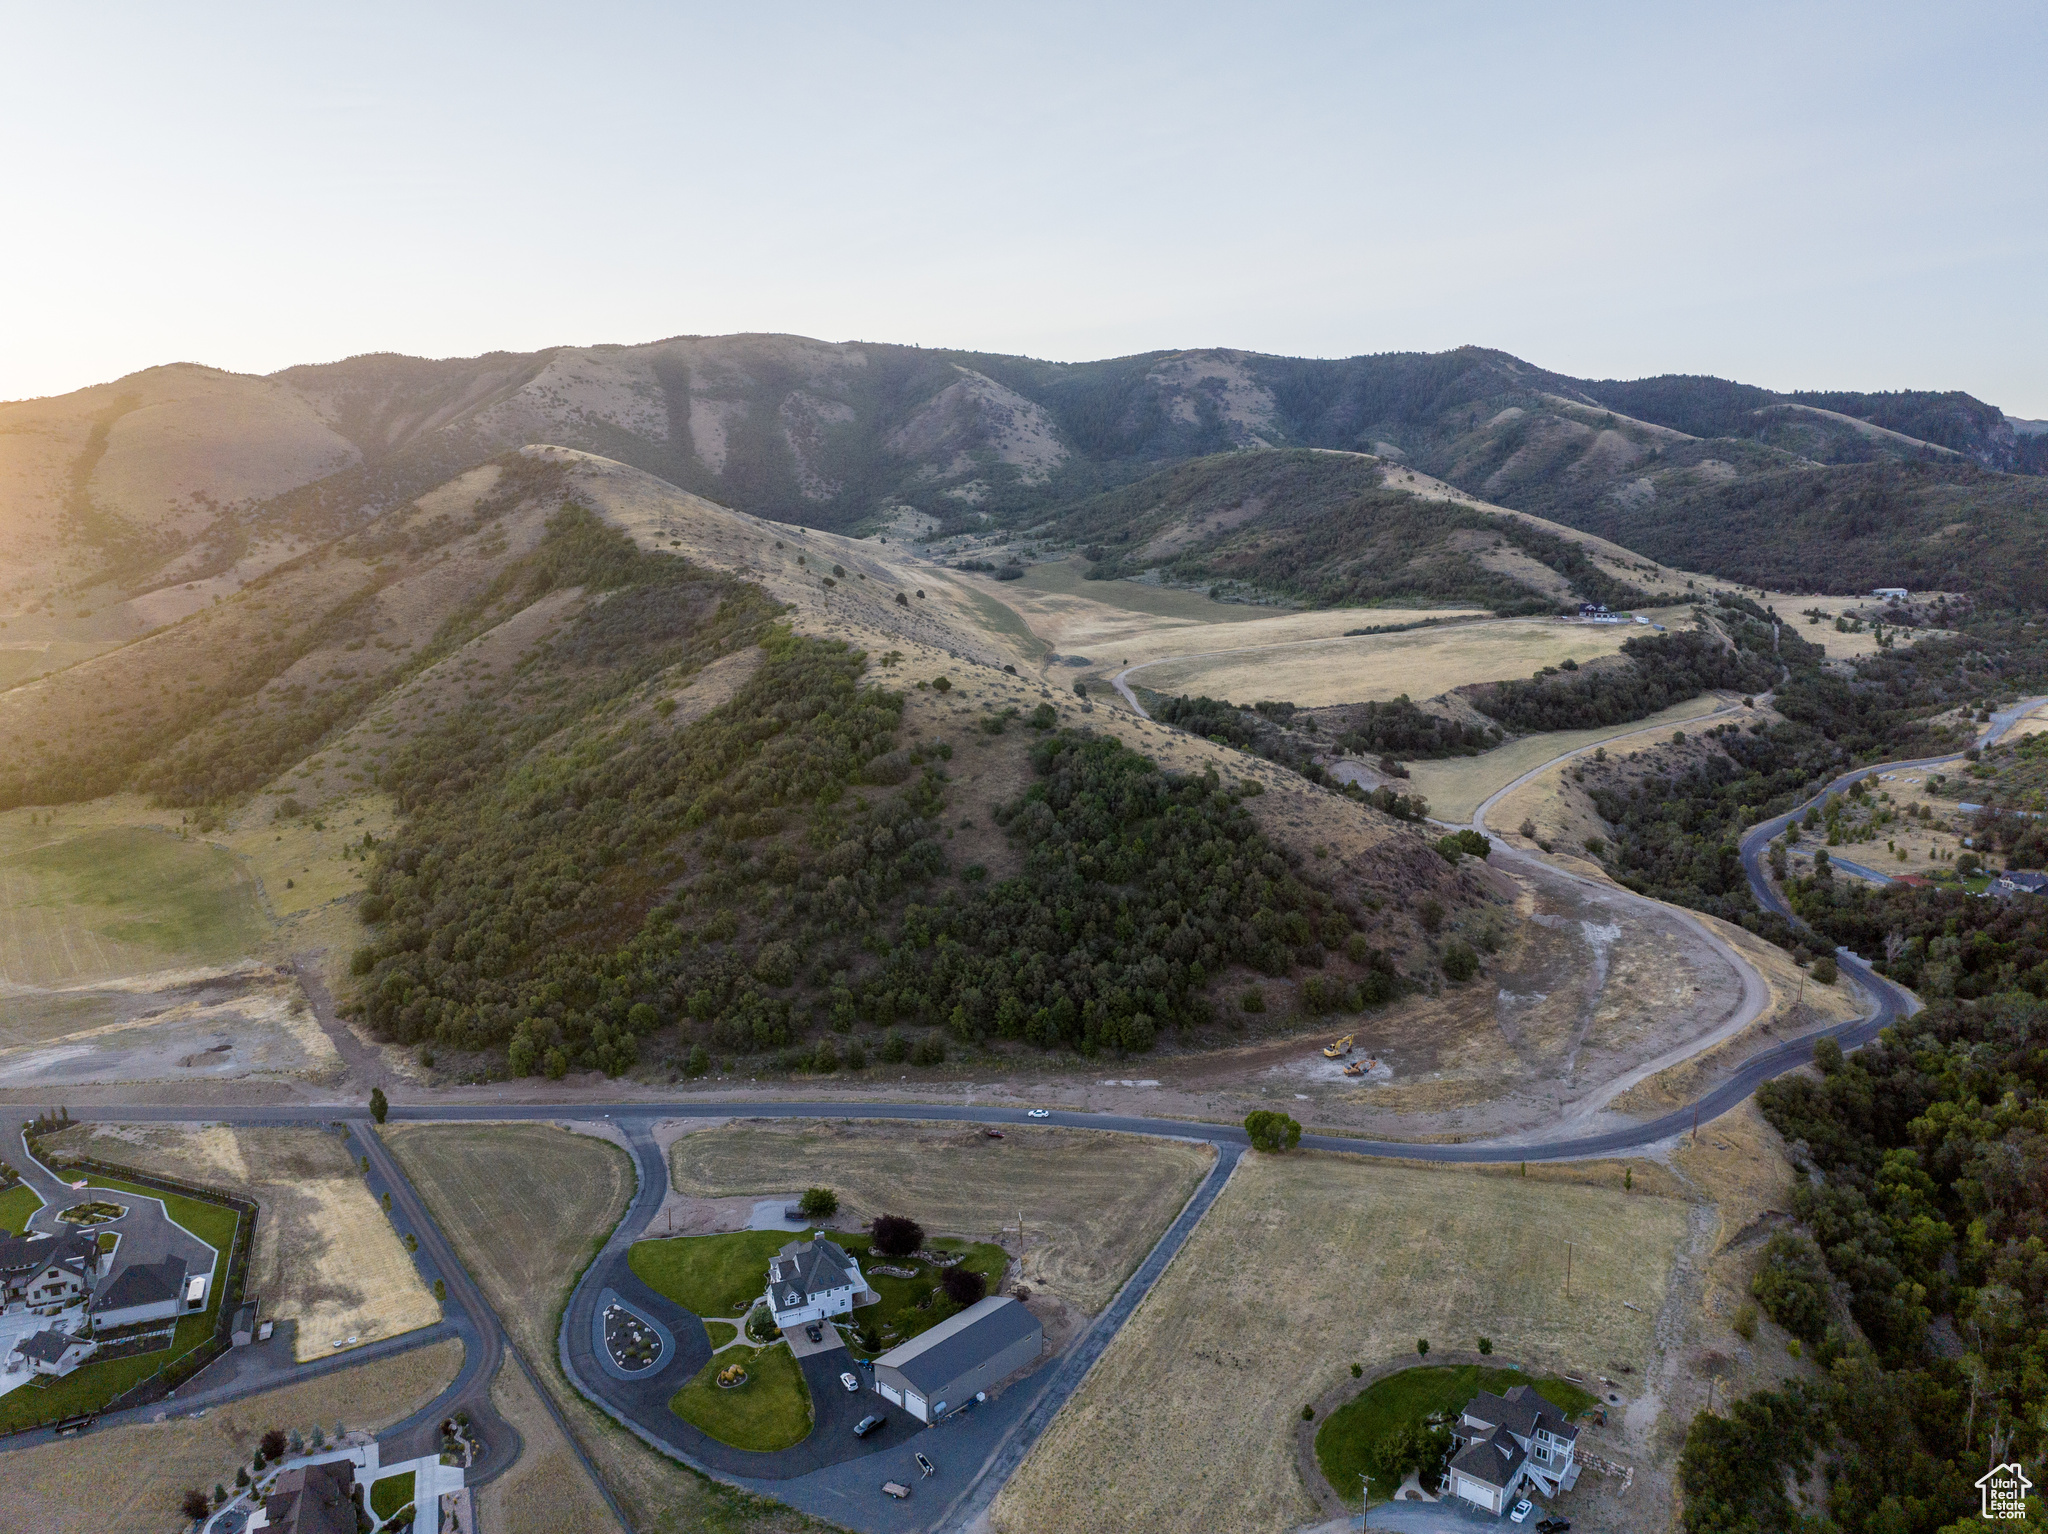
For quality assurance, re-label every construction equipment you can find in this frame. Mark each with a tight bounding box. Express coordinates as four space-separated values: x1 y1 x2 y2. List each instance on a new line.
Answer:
1322 1034 1355 1059
1342 1060 1365 1077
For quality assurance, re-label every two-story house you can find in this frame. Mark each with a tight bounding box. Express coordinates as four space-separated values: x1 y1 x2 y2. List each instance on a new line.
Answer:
0 1231 102 1311
763 1237 875 1331
1446 1383 1581 1514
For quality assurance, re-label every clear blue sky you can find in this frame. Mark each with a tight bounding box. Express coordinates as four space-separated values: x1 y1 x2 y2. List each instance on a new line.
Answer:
6 3 2045 412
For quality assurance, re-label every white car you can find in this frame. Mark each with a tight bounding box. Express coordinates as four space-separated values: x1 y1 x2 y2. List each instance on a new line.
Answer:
1510 1501 1534 1524
840 1372 860 1392
1026 1108 1051 1119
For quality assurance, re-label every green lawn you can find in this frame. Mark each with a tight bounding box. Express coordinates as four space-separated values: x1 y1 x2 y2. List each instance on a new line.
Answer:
1315 1364 1599 1503
630 1229 790 1318
0 1183 43 1234
830 1233 1008 1356
0 1173 241 1432
369 1469 415 1521
670 1344 813 1452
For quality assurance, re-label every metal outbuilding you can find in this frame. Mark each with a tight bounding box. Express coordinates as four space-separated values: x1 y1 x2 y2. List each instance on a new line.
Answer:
870 1296 1042 1423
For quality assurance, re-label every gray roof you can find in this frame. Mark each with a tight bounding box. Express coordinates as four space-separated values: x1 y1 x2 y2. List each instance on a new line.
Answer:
94 1254 185 1311
0 1230 98 1280
874 1296 1042 1395
263 1460 358 1534
14 1329 86 1364
1999 871 2048 893
1449 1425 1526 1490
1463 1383 1579 1445
770 1238 856 1302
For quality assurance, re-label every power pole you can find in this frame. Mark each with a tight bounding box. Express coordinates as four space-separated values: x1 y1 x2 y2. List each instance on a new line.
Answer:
1565 1241 1573 1298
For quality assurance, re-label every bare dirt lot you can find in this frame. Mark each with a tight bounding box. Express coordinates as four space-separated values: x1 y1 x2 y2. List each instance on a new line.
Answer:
666 1120 1215 1313
43 1122 439 1358
475 1357 621 1534
0 1337 461 1534
989 1150 1689 1534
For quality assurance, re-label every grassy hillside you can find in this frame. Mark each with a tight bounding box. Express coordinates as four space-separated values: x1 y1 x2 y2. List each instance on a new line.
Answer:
1042 450 1653 614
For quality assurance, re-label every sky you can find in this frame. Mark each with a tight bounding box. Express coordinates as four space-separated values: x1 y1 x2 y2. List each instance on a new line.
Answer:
6 3 2046 412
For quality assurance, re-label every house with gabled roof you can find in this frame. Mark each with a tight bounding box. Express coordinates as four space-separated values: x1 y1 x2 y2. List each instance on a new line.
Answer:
246 1459 359 1534
91 1254 188 1328
11 1327 97 1377
1446 1382 1581 1514
764 1236 876 1330
0 1230 102 1311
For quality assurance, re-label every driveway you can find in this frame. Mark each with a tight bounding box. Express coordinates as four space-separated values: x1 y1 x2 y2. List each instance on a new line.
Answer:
13 1130 218 1292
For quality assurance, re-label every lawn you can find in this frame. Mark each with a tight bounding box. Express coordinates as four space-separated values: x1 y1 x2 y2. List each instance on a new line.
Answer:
369 1469 415 1521
669 1121 1215 1312
0 1173 241 1433
670 1344 812 1452
627 1227 1007 1353
0 1181 43 1233
1316 1364 1598 1503
629 1230 790 1320
989 1151 1689 1534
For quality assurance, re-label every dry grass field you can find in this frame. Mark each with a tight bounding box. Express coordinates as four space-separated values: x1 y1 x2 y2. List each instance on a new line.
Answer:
0 1337 461 1534
43 1123 439 1357
669 1122 1215 1312
990 1151 1689 1534
387 1120 834 1534
1133 617 1642 710
475 1358 623 1534
1412 692 1737 825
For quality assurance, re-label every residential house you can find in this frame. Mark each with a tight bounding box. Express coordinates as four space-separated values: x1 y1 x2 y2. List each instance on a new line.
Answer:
11 1328 97 1377
0 1231 102 1311
871 1296 1042 1423
1446 1383 1581 1514
1993 870 2048 899
91 1254 188 1329
764 1237 873 1330
246 1460 358 1534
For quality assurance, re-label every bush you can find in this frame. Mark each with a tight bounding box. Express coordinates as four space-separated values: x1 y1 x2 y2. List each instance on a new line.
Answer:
1434 829 1492 864
1732 1302 1758 1340
684 1043 710 1077
1477 1336 1492 1355
1810 954 1837 985
1302 1403 1315 1421
1417 898 1445 934
871 1215 924 1257
1240 985 1266 1014
1416 1338 1429 1357
1244 1109 1302 1153
940 1265 987 1306
910 1033 947 1067
182 1489 212 1522
1441 939 1479 982
1751 1233 1830 1342
369 1087 388 1124
880 1029 909 1063
798 1188 838 1219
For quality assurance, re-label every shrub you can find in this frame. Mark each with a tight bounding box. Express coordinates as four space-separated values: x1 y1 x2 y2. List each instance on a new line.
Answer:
798 1187 839 1219
844 1038 867 1071
1477 1336 1492 1355
685 1043 710 1077
1811 954 1837 985
1244 1109 1302 1153
260 1428 287 1460
1732 1302 1758 1340
182 1489 212 1521
872 1215 924 1257
1417 898 1445 934
1239 985 1266 1014
910 1033 946 1067
1441 939 1479 983
1302 1403 1315 1420
1416 1338 1429 1357
1434 829 1491 864
940 1265 987 1306
1751 1233 1830 1342
1028 702 1057 730
880 1029 909 1063
932 676 952 693
1351 1362 1363 1377
369 1087 388 1124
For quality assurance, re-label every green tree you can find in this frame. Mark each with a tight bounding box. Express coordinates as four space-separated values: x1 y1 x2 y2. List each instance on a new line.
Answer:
1244 1110 1302 1153
1441 939 1479 982
798 1187 839 1219
368 1087 387 1124
1416 1337 1429 1357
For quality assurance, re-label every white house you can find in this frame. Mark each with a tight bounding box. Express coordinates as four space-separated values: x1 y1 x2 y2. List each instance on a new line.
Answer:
1873 587 1910 601
763 1237 873 1330
1445 1383 1581 1514
11 1327 97 1377
91 1254 188 1328
0 1231 101 1311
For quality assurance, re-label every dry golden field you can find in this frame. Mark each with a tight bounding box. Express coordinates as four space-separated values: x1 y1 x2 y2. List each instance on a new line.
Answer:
1132 617 1641 709
388 1120 836 1534
990 1151 1689 1534
669 1121 1215 1312
45 1123 440 1358
475 1358 623 1534
0 1338 461 1534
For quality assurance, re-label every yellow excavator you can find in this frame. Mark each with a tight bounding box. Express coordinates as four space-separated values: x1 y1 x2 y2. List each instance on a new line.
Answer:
1343 1059 1366 1077
1322 1034 1355 1059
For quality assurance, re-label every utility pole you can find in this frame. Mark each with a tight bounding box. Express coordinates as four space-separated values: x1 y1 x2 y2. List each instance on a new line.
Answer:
1565 1241 1573 1298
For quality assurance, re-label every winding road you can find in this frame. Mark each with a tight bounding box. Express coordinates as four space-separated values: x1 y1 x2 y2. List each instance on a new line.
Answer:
11 695 2043 1533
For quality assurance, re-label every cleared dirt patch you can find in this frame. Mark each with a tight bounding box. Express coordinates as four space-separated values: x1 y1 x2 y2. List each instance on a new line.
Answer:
668 1121 1215 1313
990 1151 1688 1534
42 1123 439 1358
1134 618 1637 710
0 1337 460 1534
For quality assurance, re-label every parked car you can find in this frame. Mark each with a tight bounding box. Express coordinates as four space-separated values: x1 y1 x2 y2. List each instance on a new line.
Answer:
915 1452 936 1479
1510 1501 1534 1525
1026 1108 1050 1118
806 1322 823 1343
881 1481 910 1499
840 1371 860 1392
983 1128 1004 1139
1537 1520 1572 1533
853 1414 884 1438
